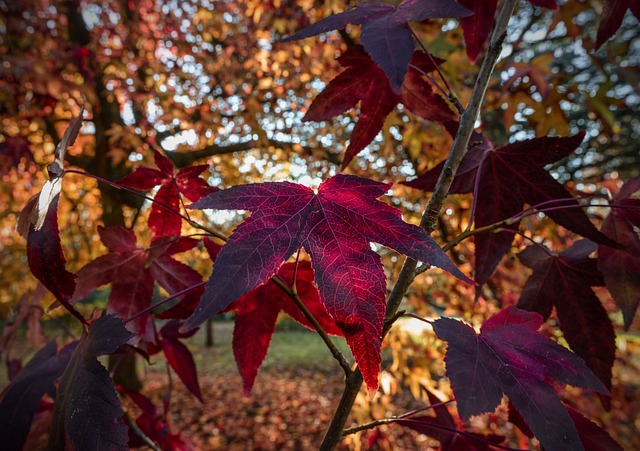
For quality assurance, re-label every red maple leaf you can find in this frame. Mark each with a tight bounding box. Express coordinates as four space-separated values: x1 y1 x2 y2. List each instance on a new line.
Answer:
458 0 557 62
120 386 193 450
517 240 616 402
433 306 608 451
72 227 204 339
304 46 456 169
596 0 640 48
395 388 505 450
118 150 217 241
598 176 640 329
49 315 134 451
227 261 343 394
157 320 202 400
404 131 618 285
281 0 472 91
186 174 472 391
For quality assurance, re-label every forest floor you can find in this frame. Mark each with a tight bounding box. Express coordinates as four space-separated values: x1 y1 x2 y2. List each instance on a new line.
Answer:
5 319 639 449
138 321 430 450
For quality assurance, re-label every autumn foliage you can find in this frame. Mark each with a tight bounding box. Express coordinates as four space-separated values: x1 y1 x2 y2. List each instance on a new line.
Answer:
1 0 639 450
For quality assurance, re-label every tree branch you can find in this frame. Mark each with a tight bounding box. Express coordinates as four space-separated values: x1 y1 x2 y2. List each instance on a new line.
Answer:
165 138 341 168
271 275 351 374
319 1 519 449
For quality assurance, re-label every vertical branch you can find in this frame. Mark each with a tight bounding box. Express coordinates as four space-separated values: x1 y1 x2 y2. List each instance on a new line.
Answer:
319 1 519 449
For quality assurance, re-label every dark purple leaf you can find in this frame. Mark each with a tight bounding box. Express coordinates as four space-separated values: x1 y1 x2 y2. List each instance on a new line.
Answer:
48 314 134 451
517 240 616 401
433 307 608 451
404 132 619 285
281 0 471 91
0 340 77 451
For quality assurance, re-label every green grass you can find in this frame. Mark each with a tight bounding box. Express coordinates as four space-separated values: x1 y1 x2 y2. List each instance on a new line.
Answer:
183 320 352 377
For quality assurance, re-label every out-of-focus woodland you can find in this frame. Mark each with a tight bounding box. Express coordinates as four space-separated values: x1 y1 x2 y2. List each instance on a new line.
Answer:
1 0 639 449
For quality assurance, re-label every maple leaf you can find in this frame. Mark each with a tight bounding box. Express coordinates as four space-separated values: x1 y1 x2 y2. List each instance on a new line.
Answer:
118 150 217 241
509 401 623 451
596 0 640 48
433 306 609 451
304 46 456 169
49 314 134 451
281 0 472 91
517 240 616 403
186 174 472 390
395 388 505 450
403 131 618 285
598 176 640 329
72 227 203 338
120 387 193 450
458 0 556 62
0 340 77 451
158 320 202 400
227 261 343 394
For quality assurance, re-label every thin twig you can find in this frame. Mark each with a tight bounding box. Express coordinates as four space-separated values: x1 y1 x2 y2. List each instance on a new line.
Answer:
319 2 519 449
271 275 351 375
410 27 464 114
125 281 207 324
65 169 227 240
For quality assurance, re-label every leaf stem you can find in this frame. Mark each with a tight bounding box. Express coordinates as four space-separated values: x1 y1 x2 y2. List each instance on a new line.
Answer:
319 1 519 449
271 274 351 375
65 169 227 241
124 281 207 324
402 312 434 325
341 400 455 436
409 27 464 114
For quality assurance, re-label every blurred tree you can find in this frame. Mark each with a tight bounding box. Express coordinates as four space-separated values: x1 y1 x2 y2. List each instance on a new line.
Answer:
0 0 638 447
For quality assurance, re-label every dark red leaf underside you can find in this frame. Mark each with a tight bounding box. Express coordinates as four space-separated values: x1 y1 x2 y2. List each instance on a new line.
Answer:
433 307 608 451
517 240 616 404
48 315 134 451
598 176 640 329
304 46 455 168
404 132 618 285
596 0 640 48
228 261 342 394
187 174 471 390
281 0 472 92
0 340 77 451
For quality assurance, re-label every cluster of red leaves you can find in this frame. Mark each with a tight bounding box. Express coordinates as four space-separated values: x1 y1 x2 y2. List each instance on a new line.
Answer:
303 46 456 169
5 1 640 449
117 150 217 242
185 174 473 392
